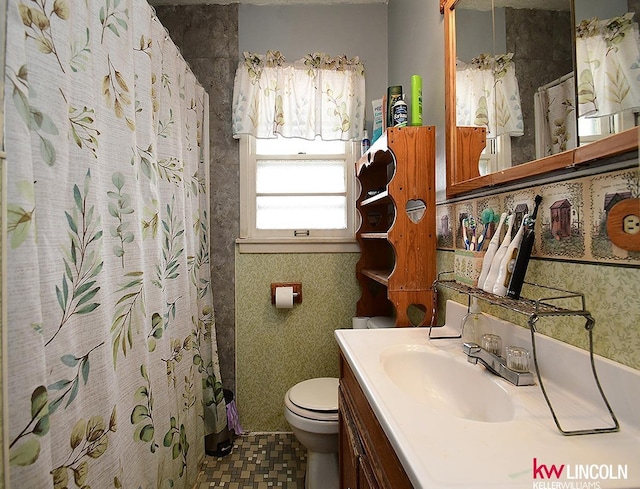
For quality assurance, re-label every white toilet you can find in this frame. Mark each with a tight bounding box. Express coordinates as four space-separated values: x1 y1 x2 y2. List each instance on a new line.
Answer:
284 377 339 489
284 317 393 488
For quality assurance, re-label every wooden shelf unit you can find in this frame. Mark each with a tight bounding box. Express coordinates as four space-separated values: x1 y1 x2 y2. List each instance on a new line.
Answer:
355 126 437 326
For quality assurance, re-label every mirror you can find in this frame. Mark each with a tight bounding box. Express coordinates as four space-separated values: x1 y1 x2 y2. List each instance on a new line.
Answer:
456 0 573 171
574 2 640 143
442 0 639 197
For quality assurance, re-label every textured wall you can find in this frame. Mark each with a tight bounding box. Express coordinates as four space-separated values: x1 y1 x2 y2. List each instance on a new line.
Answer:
235 251 360 431
387 0 447 199
154 4 239 393
506 8 573 166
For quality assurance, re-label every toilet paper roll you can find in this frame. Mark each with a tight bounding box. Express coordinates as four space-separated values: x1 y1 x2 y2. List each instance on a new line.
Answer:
275 286 294 309
352 317 369 329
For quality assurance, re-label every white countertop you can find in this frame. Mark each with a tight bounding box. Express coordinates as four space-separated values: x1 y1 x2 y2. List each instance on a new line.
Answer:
335 311 640 489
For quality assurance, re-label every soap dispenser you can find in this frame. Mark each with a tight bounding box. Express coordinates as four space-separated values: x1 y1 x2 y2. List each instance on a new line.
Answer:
461 297 486 344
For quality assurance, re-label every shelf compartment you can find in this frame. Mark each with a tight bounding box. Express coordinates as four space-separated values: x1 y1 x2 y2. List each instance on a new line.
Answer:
361 190 390 207
357 202 393 235
361 268 391 286
360 232 389 240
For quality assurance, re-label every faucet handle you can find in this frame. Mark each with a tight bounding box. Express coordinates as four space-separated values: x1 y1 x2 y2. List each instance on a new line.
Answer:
506 346 531 372
481 334 502 356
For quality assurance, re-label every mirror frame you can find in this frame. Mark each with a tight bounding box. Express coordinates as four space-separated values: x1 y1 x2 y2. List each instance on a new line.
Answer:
441 0 639 198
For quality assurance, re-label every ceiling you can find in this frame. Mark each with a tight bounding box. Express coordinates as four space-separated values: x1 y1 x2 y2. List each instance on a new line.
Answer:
457 0 570 11
148 0 568 9
149 0 387 5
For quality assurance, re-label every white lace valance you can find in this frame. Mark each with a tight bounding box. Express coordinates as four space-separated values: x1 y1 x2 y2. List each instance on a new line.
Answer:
232 51 366 141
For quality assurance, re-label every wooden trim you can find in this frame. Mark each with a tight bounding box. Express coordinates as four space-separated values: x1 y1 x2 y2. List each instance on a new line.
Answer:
489 151 575 187
574 128 638 164
447 131 638 197
440 0 460 14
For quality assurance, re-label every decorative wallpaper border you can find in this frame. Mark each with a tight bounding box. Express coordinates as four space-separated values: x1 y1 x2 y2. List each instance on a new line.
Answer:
437 168 640 265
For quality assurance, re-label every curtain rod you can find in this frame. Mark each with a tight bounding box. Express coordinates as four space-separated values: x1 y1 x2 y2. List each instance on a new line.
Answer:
538 72 574 92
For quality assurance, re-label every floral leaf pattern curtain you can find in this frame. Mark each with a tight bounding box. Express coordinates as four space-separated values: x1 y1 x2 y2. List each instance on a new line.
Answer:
5 0 226 487
456 53 524 138
232 50 366 140
576 12 640 118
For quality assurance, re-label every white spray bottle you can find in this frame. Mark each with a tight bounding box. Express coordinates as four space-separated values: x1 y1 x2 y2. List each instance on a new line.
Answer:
482 214 514 294
493 214 529 297
477 212 507 290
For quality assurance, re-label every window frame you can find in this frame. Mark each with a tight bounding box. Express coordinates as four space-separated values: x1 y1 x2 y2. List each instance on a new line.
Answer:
238 135 360 253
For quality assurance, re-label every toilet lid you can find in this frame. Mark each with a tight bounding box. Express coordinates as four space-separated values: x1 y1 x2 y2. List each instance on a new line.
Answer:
288 377 339 412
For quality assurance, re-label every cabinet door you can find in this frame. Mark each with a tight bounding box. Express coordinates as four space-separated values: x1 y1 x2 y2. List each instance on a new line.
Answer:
359 456 381 489
339 390 360 489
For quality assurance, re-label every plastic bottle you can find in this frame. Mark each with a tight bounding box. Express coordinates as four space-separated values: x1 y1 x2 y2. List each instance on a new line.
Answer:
410 75 423 126
461 297 486 344
507 195 542 299
482 214 514 294
361 130 370 155
393 96 408 127
493 214 528 297
477 212 507 290
387 85 403 128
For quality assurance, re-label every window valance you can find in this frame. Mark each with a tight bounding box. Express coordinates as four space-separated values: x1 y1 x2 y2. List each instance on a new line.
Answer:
576 12 640 118
232 51 366 141
456 53 524 138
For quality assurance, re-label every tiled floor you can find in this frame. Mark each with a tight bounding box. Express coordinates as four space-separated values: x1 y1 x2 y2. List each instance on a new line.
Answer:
196 432 307 488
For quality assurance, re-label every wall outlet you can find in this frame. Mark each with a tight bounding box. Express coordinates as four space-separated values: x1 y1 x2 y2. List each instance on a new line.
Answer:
606 198 640 252
623 214 640 235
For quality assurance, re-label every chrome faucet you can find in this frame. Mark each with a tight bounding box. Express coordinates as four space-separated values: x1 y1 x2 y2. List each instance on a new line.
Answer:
463 342 535 386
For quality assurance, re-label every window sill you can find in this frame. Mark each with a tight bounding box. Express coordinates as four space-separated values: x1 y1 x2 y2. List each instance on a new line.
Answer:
236 237 360 254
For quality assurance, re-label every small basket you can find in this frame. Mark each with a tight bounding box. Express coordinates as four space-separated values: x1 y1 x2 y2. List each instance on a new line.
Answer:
454 250 486 288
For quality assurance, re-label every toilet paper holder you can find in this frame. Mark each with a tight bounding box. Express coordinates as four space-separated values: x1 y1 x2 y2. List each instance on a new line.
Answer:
271 282 303 305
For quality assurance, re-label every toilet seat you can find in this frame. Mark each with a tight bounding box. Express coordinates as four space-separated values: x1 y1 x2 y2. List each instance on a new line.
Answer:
285 378 339 422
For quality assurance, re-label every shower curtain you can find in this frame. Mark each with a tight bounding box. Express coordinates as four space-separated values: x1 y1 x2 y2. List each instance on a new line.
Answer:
534 74 577 157
5 0 227 487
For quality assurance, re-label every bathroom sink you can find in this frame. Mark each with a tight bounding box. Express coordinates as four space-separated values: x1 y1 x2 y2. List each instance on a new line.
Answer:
380 344 515 423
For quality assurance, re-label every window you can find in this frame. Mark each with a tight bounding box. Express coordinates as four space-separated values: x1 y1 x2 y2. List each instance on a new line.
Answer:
578 110 638 144
238 135 359 253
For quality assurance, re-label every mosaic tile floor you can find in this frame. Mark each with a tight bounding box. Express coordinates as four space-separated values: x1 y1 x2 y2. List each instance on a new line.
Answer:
196 432 307 488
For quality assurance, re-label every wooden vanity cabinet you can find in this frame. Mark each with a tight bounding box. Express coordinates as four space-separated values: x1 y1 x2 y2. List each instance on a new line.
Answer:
339 352 413 489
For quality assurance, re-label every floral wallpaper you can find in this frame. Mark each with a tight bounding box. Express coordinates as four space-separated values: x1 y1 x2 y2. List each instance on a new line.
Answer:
235 250 360 431
436 167 640 370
